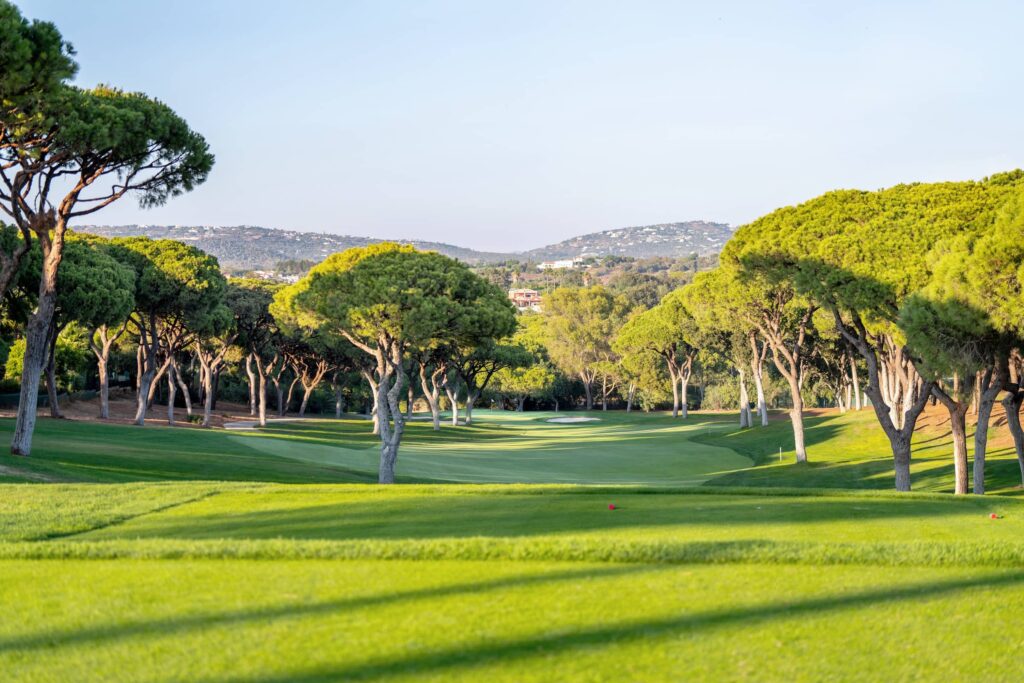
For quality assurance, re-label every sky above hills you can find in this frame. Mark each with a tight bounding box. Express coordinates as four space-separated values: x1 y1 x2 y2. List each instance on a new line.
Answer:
18 0 1024 251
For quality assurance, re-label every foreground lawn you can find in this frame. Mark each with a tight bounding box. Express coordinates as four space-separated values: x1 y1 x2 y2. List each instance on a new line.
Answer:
4 559 1024 682
4 483 1024 681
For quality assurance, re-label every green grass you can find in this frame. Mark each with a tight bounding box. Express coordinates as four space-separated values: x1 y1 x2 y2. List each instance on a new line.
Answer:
4 483 1024 680
4 409 1024 680
695 408 1024 494
0 410 751 485
5 407 1023 494
4 559 1024 682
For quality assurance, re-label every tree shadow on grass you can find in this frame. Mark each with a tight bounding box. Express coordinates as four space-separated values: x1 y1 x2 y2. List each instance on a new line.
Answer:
214 569 1024 683
0 564 651 655
88 491 984 542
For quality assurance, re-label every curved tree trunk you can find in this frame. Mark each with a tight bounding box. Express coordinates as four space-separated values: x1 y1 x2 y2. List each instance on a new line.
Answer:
173 359 193 418
245 354 258 416
1002 390 1024 487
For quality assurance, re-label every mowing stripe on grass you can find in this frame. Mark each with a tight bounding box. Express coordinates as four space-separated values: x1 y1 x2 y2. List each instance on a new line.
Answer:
6 537 1024 567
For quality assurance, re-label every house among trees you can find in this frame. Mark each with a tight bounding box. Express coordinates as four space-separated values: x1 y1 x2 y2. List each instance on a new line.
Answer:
508 288 542 312
537 257 583 271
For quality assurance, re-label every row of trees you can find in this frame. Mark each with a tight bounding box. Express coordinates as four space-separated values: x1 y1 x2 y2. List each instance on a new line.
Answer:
528 173 1024 496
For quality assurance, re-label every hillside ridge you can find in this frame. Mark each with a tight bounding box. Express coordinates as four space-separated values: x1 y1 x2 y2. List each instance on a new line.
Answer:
78 221 732 270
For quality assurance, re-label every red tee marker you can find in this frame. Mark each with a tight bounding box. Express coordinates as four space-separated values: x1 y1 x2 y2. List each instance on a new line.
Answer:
990 513 1000 520
608 504 616 510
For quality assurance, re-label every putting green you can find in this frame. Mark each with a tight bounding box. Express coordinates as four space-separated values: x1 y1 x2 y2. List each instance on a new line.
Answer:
230 411 751 485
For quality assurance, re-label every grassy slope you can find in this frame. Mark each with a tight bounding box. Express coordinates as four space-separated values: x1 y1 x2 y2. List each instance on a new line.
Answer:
696 408 1024 494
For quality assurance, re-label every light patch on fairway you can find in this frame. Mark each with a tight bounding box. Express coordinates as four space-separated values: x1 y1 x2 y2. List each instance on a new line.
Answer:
546 417 601 423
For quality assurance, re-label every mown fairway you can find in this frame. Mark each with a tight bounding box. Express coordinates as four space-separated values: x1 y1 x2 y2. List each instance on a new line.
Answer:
4 410 1024 681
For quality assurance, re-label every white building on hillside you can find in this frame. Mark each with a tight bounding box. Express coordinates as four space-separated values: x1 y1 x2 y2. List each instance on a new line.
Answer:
537 257 583 271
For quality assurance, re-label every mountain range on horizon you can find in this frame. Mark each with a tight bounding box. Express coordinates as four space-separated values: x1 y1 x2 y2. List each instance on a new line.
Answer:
77 220 733 271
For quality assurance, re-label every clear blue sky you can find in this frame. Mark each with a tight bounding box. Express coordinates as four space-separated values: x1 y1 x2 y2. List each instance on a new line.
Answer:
18 1 1024 251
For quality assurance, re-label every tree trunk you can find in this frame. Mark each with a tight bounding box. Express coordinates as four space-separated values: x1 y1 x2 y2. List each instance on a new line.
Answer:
973 363 1006 495
11 263 61 455
274 382 285 418
255 356 269 427
934 386 969 495
201 364 216 427
1002 391 1024 487
738 368 750 428
97 354 110 419
851 355 862 410
173 359 193 418
749 333 768 426
135 369 155 426
679 376 689 419
581 374 593 410
246 354 258 416
626 383 635 413
669 364 680 417
375 347 408 484
211 366 222 410
406 383 414 419
166 365 177 426
787 375 807 462
445 383 460 426
45 325 62 419
465 391 477 425
420 365 443 431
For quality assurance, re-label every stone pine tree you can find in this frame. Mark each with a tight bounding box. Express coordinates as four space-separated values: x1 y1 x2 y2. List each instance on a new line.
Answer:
614 289 700 418
3 3 212 453
732 173 1024 489
905 193 1024 493
109 238 226 427
280 243 516 483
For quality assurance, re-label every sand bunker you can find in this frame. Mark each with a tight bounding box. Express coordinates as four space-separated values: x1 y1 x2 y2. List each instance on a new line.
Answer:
546 417 601 423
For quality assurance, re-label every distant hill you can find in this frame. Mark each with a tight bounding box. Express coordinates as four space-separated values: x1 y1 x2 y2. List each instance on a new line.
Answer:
76 225 509 270
520 221 732 260
77 221 732 271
